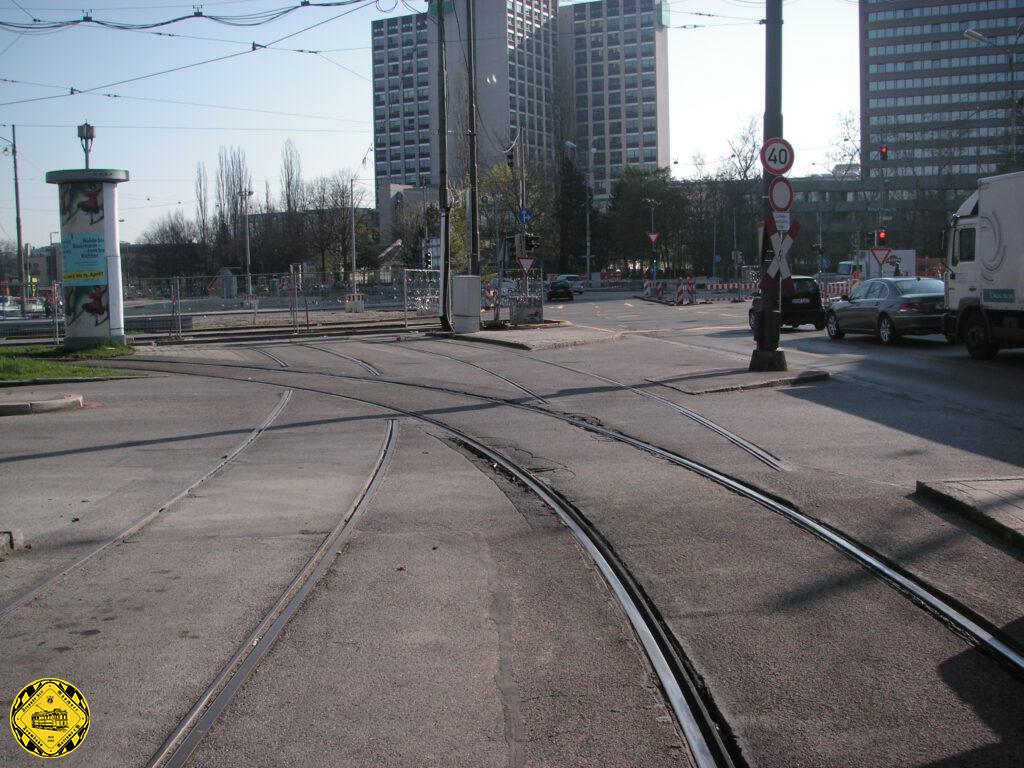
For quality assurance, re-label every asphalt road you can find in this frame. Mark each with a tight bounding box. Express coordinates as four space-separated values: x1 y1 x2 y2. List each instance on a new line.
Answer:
1 294 1022 768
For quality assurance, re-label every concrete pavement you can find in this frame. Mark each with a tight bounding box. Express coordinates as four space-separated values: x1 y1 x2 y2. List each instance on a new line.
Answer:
2 301 1023 767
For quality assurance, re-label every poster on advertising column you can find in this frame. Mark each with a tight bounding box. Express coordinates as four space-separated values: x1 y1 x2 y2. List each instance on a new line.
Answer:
59 181 109 340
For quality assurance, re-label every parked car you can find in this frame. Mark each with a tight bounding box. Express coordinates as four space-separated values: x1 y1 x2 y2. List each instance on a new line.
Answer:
0 295 14 318
489 278 520 296
748 276 826 332
555 274 585 294
546 279 574 302
825 277 946 345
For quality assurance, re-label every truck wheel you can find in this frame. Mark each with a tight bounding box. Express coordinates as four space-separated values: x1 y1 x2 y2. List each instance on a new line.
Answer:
964 314 998 359
826 312 844 340
878 315 899 345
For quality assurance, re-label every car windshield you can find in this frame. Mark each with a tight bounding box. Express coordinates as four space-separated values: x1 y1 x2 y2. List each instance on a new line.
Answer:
792 278 818 294
894 278 943 295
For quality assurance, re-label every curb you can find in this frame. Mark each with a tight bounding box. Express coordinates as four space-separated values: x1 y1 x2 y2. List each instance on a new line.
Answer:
0 394 83 417
0 375 142 388
916 480 1024 550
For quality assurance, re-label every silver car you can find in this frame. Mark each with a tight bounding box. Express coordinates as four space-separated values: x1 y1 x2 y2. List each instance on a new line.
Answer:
825 277 946 345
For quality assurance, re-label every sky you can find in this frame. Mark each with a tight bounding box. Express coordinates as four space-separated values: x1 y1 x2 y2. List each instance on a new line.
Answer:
0 0 860 250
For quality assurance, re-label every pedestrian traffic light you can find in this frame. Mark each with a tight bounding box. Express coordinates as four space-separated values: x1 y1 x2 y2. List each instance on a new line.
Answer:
880 145 888 162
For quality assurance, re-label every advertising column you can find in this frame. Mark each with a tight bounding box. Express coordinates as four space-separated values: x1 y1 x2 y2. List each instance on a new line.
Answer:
45 169 129 348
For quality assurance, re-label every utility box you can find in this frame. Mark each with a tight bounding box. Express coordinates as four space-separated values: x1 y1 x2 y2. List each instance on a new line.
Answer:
510 296 543 325
452 275 481 333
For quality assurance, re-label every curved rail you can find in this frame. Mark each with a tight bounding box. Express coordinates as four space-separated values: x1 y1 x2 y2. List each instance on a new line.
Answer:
301 343 381 376
386 342 548 404
116 359 1024 681
251 346 289 368
437 338 782 470
149 419 400 768
0 389 294 620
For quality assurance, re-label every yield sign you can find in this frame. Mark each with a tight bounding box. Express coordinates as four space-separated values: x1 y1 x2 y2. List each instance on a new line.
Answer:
517 256 535 274
870 247 892 267
647 231 659 246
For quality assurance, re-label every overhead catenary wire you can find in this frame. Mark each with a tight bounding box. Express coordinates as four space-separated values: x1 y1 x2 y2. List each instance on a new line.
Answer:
0 0 378 108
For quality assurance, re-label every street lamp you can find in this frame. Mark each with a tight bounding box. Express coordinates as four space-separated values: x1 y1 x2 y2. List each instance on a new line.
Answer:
964 25 1024 170
565 140 595 281
238 189 253 298
77 122 95 169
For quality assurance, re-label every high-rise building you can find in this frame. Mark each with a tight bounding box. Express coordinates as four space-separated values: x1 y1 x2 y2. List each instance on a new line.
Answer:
371 0 670 227
860 2 1023 200
371 1 559 214
559 0 670 202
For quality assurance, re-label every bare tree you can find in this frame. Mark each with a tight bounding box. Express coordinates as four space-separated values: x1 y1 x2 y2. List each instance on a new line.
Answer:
306 173 347 275
140 209 199 277
214 146 252 266
194 162 210 272
280 139 307 264
826 111 862 181
718 116 760 181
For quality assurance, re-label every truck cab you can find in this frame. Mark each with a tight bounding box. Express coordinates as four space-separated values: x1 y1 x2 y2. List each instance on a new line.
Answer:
944 191 980 324
944 171 1024 358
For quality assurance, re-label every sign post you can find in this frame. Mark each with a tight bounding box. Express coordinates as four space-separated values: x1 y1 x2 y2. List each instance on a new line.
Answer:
751 131 793 372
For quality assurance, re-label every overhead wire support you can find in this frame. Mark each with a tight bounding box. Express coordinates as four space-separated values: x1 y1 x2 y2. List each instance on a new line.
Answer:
434 0 452 331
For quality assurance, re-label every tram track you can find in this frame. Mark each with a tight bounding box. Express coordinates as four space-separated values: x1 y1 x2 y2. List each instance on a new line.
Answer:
433 337 782 470
300 343 381 376
149 419 400 768
110 358 1024 683
0 389 294 620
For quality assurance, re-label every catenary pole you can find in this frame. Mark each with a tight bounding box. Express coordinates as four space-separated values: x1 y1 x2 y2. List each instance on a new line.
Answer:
436 0 453 330
466 0 480 275
750 0 786 371
10 126 26 314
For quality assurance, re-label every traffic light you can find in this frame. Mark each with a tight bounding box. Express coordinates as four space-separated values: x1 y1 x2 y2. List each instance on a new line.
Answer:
880 145 888 162
874 228 888 247
506 146 515 168
524 233 538 251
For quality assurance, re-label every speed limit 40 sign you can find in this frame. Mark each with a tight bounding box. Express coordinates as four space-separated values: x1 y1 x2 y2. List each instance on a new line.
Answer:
760 137 794 176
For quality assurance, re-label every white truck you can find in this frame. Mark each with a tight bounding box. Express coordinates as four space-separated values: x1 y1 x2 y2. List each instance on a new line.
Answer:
944 171 1024 359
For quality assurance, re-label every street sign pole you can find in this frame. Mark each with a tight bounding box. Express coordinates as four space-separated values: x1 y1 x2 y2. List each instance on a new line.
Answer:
751 0 787 372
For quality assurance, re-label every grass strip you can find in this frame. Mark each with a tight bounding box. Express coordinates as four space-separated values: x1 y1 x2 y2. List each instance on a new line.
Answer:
0 343 138 382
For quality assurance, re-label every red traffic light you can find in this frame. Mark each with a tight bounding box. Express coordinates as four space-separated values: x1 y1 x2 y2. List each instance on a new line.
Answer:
878 228 888 242
880 145 889 161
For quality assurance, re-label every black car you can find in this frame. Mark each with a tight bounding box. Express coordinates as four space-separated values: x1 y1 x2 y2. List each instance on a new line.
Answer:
546 279 574 301
825 277 945 345
748 276 826 332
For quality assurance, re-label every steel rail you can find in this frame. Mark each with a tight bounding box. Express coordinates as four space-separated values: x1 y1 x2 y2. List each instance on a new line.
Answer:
149 419 400 768
251 346 289 368
114 359 1024 681
383 342 548 404
436 338 782 470
301 342 381 376
0 389 294 620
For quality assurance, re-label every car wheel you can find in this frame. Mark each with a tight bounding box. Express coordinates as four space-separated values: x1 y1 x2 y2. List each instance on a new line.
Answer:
826 312 844 340
814 317 826 331
878 315 899 345
964 313 998 359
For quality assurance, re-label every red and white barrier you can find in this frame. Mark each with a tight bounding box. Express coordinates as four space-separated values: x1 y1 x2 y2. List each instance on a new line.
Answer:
642 278 650 296
676 277 685 304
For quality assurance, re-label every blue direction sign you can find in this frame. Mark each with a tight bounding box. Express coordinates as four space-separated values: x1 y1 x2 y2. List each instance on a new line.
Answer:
518 208 533 227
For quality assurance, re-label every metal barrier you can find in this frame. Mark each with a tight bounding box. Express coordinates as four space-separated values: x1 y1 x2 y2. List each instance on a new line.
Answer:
402 269 442 329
